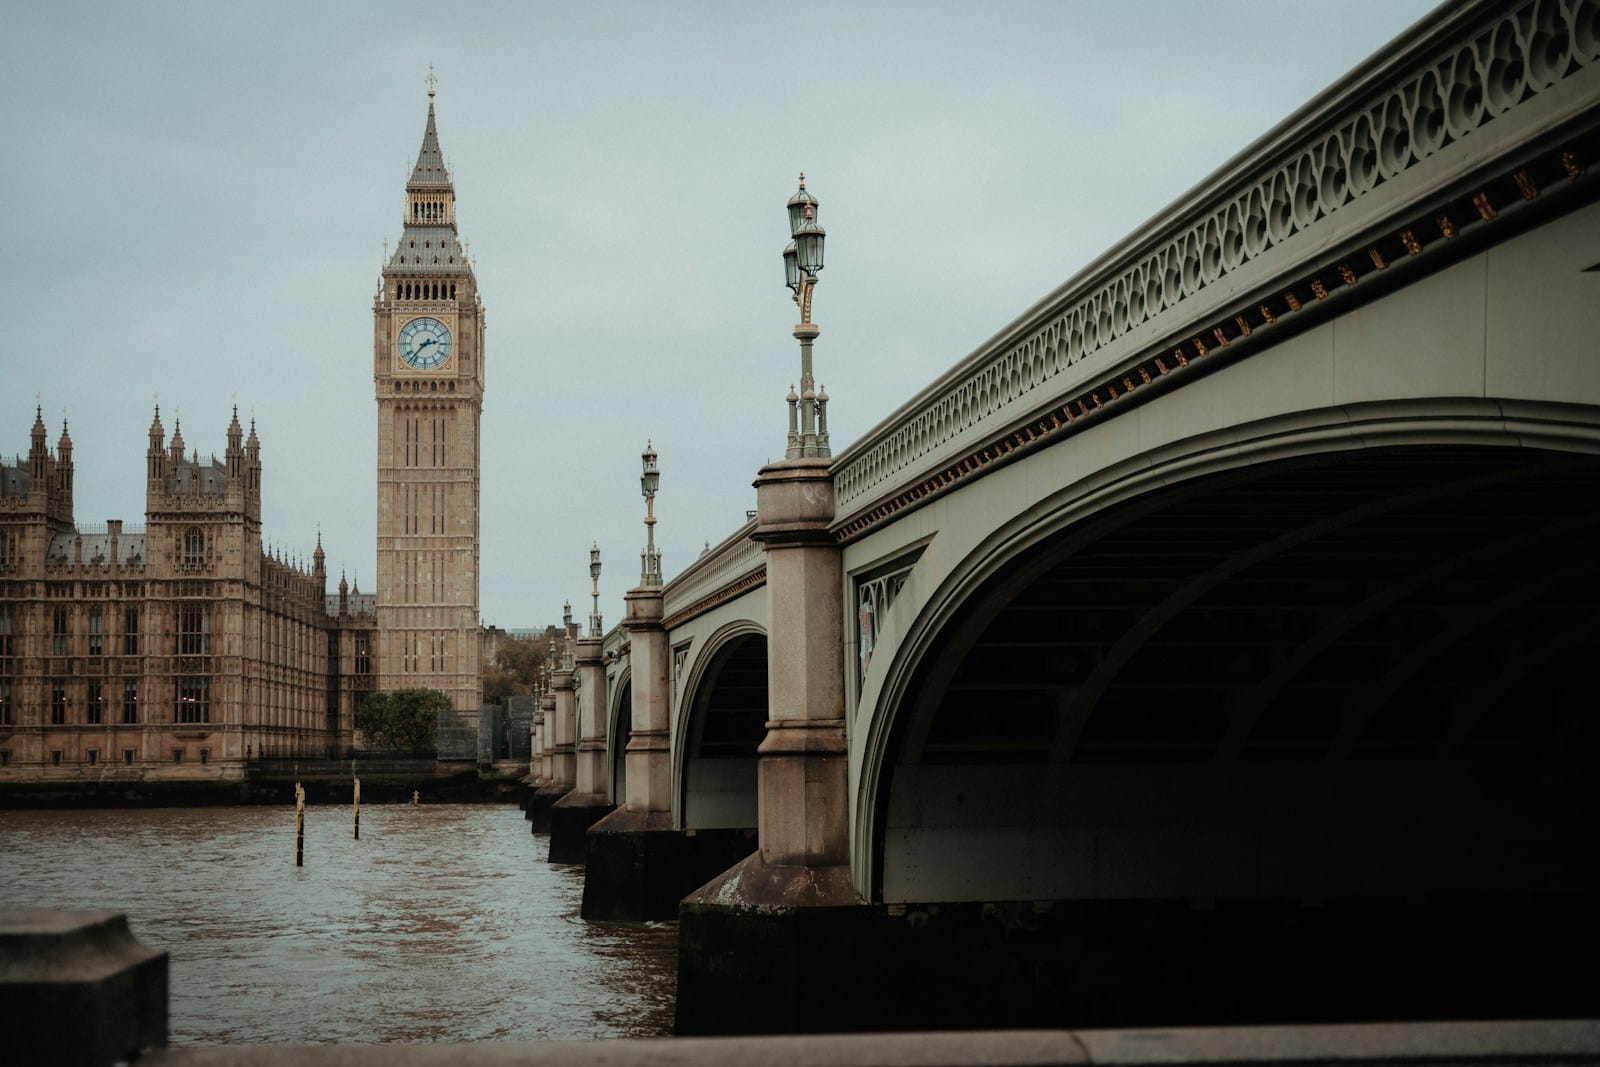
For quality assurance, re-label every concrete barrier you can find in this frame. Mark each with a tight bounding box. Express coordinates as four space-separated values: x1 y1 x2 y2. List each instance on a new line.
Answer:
1 908 168 1067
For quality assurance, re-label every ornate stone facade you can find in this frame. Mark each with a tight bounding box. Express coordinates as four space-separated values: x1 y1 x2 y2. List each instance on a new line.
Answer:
373 89 484 716
0 407 374 783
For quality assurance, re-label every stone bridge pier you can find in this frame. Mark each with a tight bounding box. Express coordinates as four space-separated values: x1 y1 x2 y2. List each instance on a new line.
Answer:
548 630 614 863
583 575 754 919
678 455 866 1031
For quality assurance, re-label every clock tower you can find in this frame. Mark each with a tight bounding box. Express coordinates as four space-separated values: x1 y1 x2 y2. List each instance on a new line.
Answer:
374 84 483 717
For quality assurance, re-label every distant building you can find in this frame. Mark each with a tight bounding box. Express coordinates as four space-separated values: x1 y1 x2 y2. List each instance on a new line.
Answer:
0 407 374 782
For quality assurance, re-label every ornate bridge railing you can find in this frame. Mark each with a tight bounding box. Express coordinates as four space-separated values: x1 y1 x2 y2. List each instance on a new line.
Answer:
830 0 1600 528
661 517 764 631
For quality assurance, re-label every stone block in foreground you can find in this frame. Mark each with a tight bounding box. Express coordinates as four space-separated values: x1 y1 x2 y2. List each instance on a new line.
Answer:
1 908 168 1067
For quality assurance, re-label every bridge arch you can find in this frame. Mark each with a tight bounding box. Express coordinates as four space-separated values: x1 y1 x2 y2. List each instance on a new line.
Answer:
857 399 1600 906
605 666 631 805
674 621 768 830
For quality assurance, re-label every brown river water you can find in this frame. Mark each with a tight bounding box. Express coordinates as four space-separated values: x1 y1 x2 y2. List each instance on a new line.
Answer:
0 804 677 1044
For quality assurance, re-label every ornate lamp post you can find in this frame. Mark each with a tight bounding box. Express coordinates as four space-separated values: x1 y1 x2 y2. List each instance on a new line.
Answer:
640 441 662 586
588 542 603 637
562 601 575 670
784 174 829 459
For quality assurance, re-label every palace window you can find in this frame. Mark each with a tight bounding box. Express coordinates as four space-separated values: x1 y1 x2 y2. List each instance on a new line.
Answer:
172 749 183 764
123 608 139 655
175 676 209 724
182 527 206 570
0 751 9 767
355 635 371 675
52 750 62 766
88 606 103 656
0 679 11 725
124 749 135 765
50 680 66 724
53 607 68 656
123 679 138 723
87 681 102 725
87 749 98 766
200 748 209 766
178 605 210 656
0 604 14 660
0 530 15 570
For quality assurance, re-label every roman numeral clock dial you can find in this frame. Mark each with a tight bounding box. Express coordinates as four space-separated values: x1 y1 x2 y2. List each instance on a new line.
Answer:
398 316 452 370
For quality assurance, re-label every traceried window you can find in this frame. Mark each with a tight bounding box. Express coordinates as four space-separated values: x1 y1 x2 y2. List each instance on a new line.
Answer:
0 604 14 660
51 680 66 724
0 530 15 570
123 679 138 723
355 634 371 675
52 607 68 656
178 605 210 656
86 681 102 725
0 679 11 726
123 607 140 655
88 606 103 655
175 676 209 724
183 527 206 570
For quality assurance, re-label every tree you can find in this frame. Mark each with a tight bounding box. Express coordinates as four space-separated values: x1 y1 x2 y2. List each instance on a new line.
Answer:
483 634 551 705
356 688 451 753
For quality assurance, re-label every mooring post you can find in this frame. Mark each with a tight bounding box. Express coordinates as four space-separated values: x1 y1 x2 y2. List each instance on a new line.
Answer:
294 783 305 867
353 777 361 840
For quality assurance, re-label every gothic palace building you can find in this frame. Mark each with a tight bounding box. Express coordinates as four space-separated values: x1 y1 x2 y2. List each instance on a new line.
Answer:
0 91 483 784
0 408 376 781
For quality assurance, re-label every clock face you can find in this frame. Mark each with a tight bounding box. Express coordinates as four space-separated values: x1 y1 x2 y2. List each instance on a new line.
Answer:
398 317 452 370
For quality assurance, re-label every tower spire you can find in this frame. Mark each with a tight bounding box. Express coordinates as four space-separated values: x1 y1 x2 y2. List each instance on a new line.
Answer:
408 77 451 190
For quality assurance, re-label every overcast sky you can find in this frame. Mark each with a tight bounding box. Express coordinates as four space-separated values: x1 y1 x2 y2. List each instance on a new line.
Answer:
4 0 1437 628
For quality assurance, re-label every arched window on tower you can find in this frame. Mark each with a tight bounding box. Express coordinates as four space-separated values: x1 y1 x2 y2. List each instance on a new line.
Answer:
183 527 205 571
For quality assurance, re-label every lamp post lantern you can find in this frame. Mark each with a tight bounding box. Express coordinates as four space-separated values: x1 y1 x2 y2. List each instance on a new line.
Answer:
588 542 603 637
640 440 662 586
783 174 829 459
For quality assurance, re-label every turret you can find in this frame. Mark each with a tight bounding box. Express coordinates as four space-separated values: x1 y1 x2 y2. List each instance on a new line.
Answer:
169 418 185 466
245 418 261 505
147 405 166 483
339 571 350 618
28 406 48 481
226 405 244 481
313 532 326 581
54 420 73 525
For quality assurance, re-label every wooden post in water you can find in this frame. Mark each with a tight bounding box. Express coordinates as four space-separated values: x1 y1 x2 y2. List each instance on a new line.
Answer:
294 783 305 867
353 777 361 840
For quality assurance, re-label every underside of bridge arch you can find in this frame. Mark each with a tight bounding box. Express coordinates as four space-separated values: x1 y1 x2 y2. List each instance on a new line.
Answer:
681 634 767 830
608 678 631 805
870 443 1600 1026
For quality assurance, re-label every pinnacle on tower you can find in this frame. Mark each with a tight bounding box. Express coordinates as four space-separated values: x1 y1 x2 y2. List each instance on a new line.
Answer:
408 87 451 190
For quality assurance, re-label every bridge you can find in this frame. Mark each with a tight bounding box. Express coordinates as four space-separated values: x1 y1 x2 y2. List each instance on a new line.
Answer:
524 0 1600 1035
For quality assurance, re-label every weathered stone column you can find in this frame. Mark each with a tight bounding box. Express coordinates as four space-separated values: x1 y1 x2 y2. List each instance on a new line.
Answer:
528 689 562 832
677 455 863 1033
621 586 672 816
573 635 609 798
549 634 615 863
550 666 577 792
530 709 545 783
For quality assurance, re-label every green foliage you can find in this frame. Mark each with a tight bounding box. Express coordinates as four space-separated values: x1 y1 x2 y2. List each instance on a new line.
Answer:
484 635 548 705
356 688 451 753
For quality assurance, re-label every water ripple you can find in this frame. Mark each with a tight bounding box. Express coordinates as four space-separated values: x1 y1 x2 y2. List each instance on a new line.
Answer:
0 804 676 1045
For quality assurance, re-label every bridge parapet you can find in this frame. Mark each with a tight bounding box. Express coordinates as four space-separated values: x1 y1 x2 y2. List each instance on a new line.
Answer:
661 517 764 629
831 0 1600 522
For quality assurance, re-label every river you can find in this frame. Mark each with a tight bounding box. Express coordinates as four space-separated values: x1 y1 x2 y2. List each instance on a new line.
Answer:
0 804 676 1044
